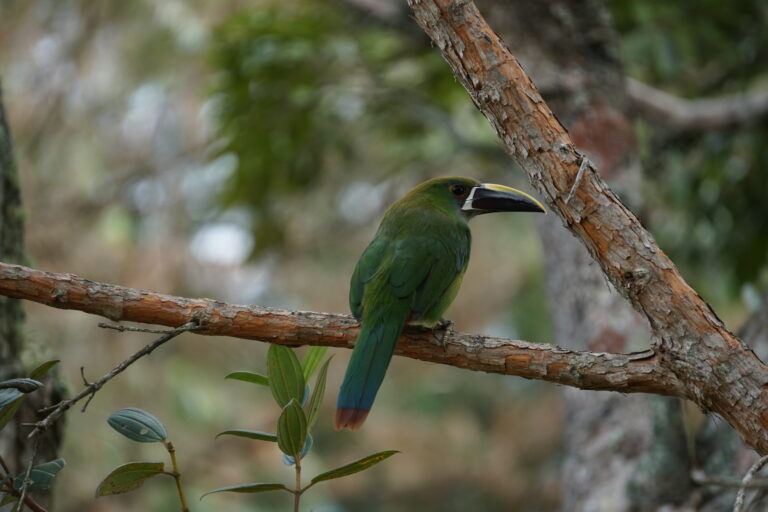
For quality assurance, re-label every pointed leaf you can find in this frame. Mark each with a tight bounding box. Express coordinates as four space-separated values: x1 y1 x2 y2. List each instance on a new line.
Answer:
201 482 289 498
0 388 23 409
0 395 23 432
0 378 43 393
310 451 399 484
28 360 60 380
306 356 333 430
13 459 66 491
301 347 328 382
216 429 277 442
267 345 305 408
0 361 59 432
95 462 165 497
277 399 307 457
108 408 167 443
225 371 269 386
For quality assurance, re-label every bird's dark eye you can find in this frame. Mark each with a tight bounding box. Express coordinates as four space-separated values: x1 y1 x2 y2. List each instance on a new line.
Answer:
450 184 468 197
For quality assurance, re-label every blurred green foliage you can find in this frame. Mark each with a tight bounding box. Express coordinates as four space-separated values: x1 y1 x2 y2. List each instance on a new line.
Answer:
209 1 498 253
210 0 767 310
612 0 767 89
609 0 768 304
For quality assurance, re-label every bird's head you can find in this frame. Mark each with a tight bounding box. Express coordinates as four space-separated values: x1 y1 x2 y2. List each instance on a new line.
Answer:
409 176 546 219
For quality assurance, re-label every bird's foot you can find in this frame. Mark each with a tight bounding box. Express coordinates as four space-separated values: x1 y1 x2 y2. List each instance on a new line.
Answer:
406 319 454 351
434 318 454 352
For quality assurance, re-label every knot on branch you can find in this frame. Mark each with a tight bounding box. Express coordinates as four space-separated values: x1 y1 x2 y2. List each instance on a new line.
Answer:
623 267 651 296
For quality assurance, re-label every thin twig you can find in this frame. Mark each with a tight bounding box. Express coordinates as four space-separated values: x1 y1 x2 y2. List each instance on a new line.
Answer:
627 78 768 131
733 455 768 512
692 470 768 490
78 367 96 412
98 322 198 335
294 455 302 512
0 454 48 512
78 367 89 386
13 435 41 512
0 454 10 474
163 441 189 512
27 322 199 439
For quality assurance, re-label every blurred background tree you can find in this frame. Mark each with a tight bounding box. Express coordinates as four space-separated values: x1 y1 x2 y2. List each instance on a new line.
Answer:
0 0 765 510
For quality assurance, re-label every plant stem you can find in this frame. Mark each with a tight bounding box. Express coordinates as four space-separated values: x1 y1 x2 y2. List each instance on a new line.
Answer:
164 441 190 512
294 454 302 512
0 453 48 512
0 482 48 512
13 434 40 512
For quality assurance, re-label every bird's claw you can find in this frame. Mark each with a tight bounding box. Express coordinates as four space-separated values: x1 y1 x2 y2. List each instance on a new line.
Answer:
434 318 454 352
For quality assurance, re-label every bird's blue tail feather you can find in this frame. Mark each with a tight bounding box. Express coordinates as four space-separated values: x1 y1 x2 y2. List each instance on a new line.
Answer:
336 305 408 429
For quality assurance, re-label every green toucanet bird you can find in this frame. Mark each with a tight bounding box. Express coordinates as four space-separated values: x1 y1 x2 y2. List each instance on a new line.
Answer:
336 177 545 430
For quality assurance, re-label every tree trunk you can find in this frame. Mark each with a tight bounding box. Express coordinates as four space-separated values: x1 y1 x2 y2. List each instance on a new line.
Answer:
0 80 62 508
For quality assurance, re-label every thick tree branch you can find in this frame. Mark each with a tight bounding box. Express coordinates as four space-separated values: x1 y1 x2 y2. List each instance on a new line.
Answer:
0 261 681 396
627 78 768 131
406 0 768 453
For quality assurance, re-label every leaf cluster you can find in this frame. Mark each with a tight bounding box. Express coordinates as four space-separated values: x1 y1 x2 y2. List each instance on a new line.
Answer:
208 0 499 253
206 345 397 508
0 361 63 507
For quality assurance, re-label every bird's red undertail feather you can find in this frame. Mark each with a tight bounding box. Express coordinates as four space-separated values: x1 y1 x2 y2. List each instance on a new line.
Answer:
335 408 370 430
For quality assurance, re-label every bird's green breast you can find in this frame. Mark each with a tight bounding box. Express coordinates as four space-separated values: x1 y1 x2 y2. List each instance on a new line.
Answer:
350 200 471 325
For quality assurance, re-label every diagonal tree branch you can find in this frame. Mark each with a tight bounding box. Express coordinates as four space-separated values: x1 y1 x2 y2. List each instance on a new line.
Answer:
406 0 768 453
0 261 681 395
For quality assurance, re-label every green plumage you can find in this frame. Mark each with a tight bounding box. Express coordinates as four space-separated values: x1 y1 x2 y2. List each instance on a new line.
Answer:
336 176 545 430
336 177 474 429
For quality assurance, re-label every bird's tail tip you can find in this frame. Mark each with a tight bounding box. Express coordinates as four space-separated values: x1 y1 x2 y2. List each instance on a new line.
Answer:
334 408 370 430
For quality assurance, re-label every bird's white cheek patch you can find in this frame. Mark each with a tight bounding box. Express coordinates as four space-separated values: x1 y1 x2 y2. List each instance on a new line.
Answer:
461 187 479 211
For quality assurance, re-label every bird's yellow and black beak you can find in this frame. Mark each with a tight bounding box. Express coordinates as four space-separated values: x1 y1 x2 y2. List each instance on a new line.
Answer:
462 183 546 214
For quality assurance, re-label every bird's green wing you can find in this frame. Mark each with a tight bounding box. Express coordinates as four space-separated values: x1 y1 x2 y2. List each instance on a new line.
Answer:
349 237 389 319
389 235 469 317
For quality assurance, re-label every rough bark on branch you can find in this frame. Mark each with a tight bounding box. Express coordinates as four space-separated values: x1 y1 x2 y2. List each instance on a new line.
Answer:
406 0 768 454
0 261 681 396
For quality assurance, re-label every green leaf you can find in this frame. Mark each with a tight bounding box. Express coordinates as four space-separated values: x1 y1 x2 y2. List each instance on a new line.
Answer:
301 346 328 382
267 345 305 408
28 360 60 380
216 429 277 442
0 388 23 409
310 451 399 484
225 371 269 386
13 459 66 491
0 378 43 393
277 399 307 457
0 361 60 433
108 408 168 443
0 394 23 432
201 482 289 498
95 462 165 497
306 356 333 430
